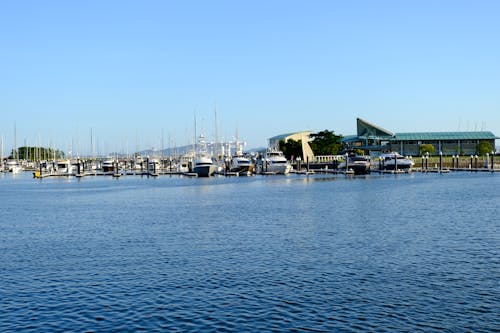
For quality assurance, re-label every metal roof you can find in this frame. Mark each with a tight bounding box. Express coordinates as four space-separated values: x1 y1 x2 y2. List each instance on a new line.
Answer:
393 131 497 141
357 118 394 137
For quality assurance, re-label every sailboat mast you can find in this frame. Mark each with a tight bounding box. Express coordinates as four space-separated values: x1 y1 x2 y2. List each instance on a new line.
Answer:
214 105 219 158
194 113 197 153
14 122 18 161
1 134 3 169
90 128 93 160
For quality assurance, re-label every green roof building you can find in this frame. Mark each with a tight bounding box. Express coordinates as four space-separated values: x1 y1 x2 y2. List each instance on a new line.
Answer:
343 118 498 156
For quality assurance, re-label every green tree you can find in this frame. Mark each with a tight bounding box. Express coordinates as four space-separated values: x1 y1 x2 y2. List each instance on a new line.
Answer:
279 139 303 160
355 149 365 156
309 130 343 155
11 146 65 160
419 144 435 156
476 141 493 156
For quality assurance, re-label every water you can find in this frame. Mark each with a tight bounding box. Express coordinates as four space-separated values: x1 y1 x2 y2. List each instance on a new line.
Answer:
0 172 498 332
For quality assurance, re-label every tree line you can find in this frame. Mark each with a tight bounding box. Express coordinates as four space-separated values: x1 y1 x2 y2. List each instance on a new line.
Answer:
8 146 65 161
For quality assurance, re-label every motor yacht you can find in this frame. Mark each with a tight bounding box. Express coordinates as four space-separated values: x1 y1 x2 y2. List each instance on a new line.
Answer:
260 148 291 174
230 155 254 175
338 153 371 175
379 152 414 170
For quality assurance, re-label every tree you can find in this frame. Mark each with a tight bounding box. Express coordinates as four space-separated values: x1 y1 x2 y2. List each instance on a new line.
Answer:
419 144 435 156
10 146 65 161
476 141 493 156
309 130 343 155
355 149 365 156
279 139 303 160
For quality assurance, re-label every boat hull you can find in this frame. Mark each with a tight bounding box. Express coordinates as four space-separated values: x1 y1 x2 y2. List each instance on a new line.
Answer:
230 164 254 176
193 164 217 177
339 162 371 175
381 162 412 170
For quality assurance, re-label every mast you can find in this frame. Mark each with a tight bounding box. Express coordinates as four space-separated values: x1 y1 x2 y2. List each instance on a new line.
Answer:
214 104 219 158
14 122 18 161
90 128 93 159
161 128 164 160
194 113 197 153
1 134 3 169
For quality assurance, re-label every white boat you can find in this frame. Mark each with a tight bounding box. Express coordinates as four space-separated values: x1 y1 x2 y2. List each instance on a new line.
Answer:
56 159 74 174
338 153 371 175
379 152 414 170
193 134 217 177
5 160 22 174
177 155 192 173
193 155 216 177
230 155 254 175
148 158 160 175
260 148 292 174
101 159 115 173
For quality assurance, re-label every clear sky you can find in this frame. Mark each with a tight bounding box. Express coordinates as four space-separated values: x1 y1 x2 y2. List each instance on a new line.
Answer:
1 0 499 155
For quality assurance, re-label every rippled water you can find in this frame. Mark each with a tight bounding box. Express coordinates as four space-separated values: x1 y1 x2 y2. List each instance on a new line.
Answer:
1 172 498 332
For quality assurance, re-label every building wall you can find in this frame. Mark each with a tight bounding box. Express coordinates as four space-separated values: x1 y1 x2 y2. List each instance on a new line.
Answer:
390 139 495 156
268 131 314 161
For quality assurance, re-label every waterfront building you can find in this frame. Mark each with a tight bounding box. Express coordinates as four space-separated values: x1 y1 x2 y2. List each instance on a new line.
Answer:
343 118 498 156
268 131 315 162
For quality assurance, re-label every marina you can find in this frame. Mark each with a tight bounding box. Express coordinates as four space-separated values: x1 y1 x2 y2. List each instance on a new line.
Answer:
4 152 494 179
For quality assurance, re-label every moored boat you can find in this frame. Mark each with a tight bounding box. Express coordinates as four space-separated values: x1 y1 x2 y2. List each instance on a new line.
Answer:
379 152 414 171
193 155 217 177
5 160 22 174
101 158 115 173
260 148 291 174
338 152 371 175
193 133 217 177
230 155 254 176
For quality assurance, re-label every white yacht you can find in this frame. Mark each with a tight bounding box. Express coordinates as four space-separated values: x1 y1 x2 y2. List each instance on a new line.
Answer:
193 134 216 177
229 141 254 175
56 159 74 175
101 159 115 173
379 152 414 170
193 155 217 177
230 155 254 176
338 153 371 175
5 160 22 174
260 148 291 174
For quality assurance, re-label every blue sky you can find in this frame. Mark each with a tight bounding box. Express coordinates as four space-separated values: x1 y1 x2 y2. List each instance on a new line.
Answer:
1 0 499 155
